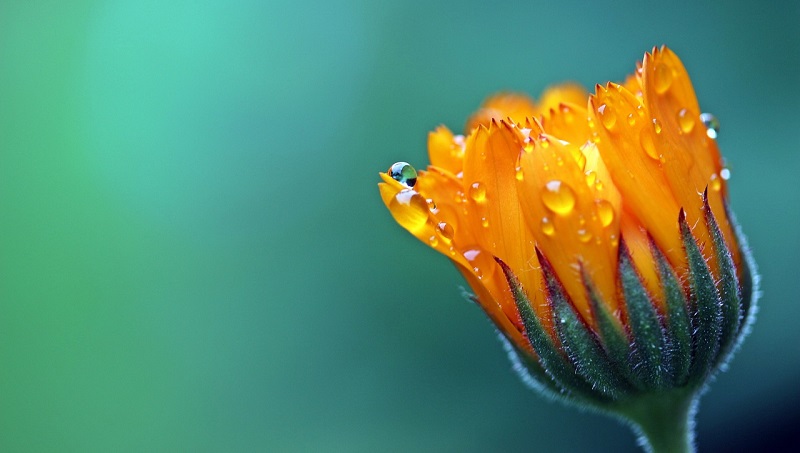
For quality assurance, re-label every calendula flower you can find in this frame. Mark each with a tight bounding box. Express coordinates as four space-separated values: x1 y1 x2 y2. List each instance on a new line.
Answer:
378 46 758 453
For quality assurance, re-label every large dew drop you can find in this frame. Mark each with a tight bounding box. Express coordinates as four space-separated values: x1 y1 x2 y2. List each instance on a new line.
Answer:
388 162 418 188
699 113 720 139
596 200 615 227
654 63 673 94
677 108 695 133
541 180 576 215
389 190 429 234
462 247 494 280
598 104 617 131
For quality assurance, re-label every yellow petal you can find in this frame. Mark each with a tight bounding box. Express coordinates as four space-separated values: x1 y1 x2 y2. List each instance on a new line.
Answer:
465 93 537 132
428 125 465 175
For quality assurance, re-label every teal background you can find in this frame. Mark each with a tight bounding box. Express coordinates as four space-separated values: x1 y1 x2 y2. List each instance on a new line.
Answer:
1 0 798 451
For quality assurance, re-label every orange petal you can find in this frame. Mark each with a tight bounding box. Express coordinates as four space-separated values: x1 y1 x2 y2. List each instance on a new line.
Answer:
641 46 736 275
589 83 685 270
540 102 591 146
462 120 542 326
517 134 620 325
620 211 665 314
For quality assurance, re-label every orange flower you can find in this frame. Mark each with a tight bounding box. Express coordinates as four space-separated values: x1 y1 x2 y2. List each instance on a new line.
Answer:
378 48 756 443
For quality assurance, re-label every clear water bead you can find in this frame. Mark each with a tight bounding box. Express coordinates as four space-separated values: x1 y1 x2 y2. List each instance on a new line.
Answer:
388 162 418 188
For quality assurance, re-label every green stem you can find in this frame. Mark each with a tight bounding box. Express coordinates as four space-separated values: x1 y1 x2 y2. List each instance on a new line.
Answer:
617 392 697 453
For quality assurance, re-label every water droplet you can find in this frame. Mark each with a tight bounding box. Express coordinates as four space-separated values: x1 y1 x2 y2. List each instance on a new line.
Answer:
389 190 429 233
426 198 437 211
700 113 720 139
515 166 524 181
541 180 576 215
652 118 662 134
463 247 494 280
428 235 439 247
677 108 695 134
627 113 636 126
585 171 597 186
523 138 535 153
720 168 731 180
540 137 550 148
388 162 418 188
610 234 619 247
437 221 455 243
709 173 721 192
577 228 592 243
469 182 487 203
596 200 615 227
640 130 659 160
636 104 645 117
541 217 555 236
481 217 490 228
595 180 604 191
598 104 617 130
654 63 673 94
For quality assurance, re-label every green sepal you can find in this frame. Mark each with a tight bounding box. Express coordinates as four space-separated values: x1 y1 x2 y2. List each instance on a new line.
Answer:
537 252 629 400
649 237 692 386
494 257 601 402
584 269 639 388
498 333 567 400
679 208 723 384
703 191 742 367
619 240 670 389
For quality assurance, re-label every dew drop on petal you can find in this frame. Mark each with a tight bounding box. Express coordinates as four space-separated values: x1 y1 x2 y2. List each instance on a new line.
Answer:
541 180 576 215
481 217 490 228
677 108 695 134
541 217 555 236
388 162 418 188
426 198 437 211
469 182 487 203
463 247 494 280
389 190 429 233
709 173 721 192
437 221 455 243
627 113 636 126
577 228 592 243
515 166 524 181
652 118 663 134
596 200 615 227
598 104 617 131
585 171 597 186
654 63 673 94
428 235 439 247
700 113 720 139
720 168 731 180
640 130 659 161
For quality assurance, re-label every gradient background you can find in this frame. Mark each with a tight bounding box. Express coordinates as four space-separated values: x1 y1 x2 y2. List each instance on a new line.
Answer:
1 0 798 451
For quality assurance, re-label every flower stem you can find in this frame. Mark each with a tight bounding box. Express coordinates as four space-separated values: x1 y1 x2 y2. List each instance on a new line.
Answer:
618 392 697 453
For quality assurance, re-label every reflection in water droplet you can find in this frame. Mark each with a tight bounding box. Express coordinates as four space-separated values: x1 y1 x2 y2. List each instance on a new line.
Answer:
426 198 437 211
596 200 615 227
389 162 418 188
654 63 673 94
469 182 487 203
389 190 429 233
541 217 555 236
677 108 695 133
700 113 720 139
542 180 576 215
720 168 731 180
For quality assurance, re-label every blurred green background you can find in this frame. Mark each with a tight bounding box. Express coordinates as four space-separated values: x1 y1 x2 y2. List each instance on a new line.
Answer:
1 0 798 451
